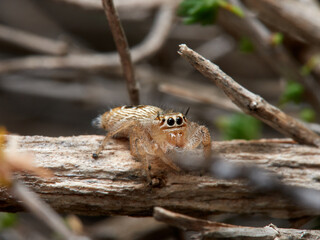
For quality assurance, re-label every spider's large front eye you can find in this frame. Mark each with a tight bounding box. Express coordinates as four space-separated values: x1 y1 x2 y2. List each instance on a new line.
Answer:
167 118 175 126
176 116 183 125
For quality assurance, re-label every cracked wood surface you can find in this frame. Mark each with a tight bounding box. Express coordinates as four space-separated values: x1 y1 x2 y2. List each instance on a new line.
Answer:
1 135 320 219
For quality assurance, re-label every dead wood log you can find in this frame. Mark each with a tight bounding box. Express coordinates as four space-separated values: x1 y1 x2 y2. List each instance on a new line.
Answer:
1 135 320 219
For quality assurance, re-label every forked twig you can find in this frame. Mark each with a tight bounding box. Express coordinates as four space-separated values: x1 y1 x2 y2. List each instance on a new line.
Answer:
178 44 320 147
101 0 139 105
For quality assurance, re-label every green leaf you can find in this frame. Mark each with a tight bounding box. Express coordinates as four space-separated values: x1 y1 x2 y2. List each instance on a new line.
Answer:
177 0 243 25
216 113 261 140
300 108 316 123
218 1 244 17
270 32 284 46
279 81 304 105
301 54 320 76
239 36 254 53
0 213 18 231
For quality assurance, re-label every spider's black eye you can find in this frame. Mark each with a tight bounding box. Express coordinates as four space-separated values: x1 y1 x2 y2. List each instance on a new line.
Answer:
167 117 175 126
176 116 183 125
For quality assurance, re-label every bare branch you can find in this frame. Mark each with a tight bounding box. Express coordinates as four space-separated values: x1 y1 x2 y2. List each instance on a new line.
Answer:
154 207 235 232
0 24 69 55
178 44 320 147
0 3 174 74
154 207 320 239
101 0 139 105
2 135 320 218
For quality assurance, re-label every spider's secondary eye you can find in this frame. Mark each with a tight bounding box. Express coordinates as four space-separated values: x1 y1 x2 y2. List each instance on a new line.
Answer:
176 116 183 125
167 118 175 126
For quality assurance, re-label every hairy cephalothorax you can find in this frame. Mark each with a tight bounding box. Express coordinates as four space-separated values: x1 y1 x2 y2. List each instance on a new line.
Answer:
92 105 212 181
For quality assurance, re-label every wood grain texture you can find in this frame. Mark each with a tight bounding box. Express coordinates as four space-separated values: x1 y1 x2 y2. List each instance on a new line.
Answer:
1 135 320 219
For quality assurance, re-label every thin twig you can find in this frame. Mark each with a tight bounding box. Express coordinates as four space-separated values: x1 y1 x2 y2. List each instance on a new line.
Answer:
130 3 175 61
173 34 235 75
178 44 320 147
11 181 89 240
154 207 320 239
0 24 69 55
101 0 139 105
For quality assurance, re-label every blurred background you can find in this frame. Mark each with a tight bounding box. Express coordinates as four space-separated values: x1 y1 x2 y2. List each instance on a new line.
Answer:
1 0 320 239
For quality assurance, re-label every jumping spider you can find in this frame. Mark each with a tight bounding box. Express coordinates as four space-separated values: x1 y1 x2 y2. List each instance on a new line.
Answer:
92 105 211 182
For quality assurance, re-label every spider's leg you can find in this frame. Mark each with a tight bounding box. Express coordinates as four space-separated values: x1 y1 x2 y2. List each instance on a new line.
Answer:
92 120 135 159
152 145 181 172
186 122 212 159
129 124 154 183
129 124 180 185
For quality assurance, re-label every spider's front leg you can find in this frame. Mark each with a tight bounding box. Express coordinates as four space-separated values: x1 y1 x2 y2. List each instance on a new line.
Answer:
185 122 212 159
129 124 180 185
129 125 154 184
92 120 136 159
130 124 180 171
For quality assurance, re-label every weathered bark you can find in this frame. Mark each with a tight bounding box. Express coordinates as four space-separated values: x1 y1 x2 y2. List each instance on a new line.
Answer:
1 135 320 219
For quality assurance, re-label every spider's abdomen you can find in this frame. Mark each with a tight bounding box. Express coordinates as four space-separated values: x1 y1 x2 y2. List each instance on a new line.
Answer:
95 105 162 131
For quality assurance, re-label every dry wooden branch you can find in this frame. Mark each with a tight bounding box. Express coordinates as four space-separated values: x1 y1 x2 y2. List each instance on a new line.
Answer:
1 135 320 219
0 3 174 73
243 0 320 46
154 207 320 240
102 0 139 105
0 24 69 55
178 44 320 148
